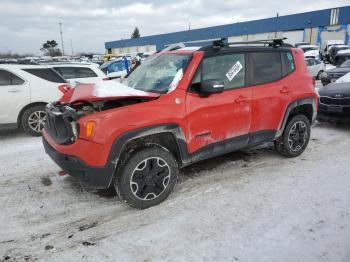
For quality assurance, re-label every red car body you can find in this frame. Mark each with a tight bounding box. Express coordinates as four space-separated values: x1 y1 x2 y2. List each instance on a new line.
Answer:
43 45 317 190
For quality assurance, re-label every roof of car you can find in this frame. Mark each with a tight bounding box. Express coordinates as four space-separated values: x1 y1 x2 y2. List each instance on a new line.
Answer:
0 64 50 69
299 45 318 48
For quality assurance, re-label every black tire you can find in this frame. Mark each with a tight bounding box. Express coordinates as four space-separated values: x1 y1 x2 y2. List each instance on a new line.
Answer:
115 146 178 209
21 105 47 136
275 114 311 158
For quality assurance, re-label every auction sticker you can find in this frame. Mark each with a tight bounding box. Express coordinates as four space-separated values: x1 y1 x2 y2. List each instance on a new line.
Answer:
226 61 243 81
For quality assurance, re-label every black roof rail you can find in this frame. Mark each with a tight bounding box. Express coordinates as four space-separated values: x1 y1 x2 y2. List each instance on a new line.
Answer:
200 37 293 51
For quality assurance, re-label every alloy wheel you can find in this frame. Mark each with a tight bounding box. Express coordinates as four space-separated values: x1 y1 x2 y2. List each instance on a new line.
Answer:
287 121 308 152
130 157 170 201
28 111 47 133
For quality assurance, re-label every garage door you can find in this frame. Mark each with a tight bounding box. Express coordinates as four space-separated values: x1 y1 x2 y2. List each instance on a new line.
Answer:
282 30 304 45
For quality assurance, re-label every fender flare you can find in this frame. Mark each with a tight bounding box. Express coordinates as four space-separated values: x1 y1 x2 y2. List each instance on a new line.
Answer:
107 123 190 170
276 97 317 138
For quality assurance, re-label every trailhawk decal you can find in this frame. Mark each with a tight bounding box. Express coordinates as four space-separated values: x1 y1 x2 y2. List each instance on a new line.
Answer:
226 61 243 81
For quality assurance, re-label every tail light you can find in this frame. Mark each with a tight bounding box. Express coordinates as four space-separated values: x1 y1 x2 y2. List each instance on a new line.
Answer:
58 84 72 94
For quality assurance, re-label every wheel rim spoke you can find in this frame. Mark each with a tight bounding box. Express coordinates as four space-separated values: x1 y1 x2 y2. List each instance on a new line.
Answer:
28 111 47 133
288 121 308 152
130 157 171 201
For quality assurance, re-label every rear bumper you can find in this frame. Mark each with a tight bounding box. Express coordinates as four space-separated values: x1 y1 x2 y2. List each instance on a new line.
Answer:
43 136 115 189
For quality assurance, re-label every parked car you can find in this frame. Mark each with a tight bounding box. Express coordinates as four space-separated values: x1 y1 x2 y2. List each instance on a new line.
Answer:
100 58 131 79
305 58 326 79
334 50 350 66
322 40 345 61
320 59 350 86
294 42 310 48
46 63 107 84
299 45 321 59
328 45 349 65
0 65 66 136
42 39 317 209
318 81 350 121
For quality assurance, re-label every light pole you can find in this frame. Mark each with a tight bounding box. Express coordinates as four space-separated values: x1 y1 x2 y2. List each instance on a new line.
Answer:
59 22 65 56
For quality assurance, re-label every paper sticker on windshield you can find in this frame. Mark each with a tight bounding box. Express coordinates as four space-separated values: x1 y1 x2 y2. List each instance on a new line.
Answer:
226 61 243 82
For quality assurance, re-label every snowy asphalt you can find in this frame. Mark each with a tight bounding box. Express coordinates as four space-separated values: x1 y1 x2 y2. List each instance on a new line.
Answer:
0 119 349 262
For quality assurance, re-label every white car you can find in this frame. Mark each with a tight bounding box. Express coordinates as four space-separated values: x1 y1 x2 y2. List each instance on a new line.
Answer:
305 58 326 79
299 45 320 59
0 64 66 136
46 63 107 84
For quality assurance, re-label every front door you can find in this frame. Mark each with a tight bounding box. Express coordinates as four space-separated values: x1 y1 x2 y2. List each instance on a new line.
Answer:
185 52 252 154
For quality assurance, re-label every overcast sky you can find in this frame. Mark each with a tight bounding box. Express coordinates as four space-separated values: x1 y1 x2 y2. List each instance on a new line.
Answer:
0 0 348 55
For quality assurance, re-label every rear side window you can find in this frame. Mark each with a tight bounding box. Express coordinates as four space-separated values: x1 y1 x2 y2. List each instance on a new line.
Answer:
251 52 282 85
283 51 295 74
202 53 245 90
0 69 25 86
54 67 97 79
23 68 66 83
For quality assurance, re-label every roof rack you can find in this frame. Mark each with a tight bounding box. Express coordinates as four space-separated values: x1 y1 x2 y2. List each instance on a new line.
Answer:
203 37 292 50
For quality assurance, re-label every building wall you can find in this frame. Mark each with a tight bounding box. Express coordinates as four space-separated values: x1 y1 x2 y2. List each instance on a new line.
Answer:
105 6 350 53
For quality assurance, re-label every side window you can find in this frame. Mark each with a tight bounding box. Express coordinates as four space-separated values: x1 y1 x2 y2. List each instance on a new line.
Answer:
74 67 98 78
0 69 24 86
23 68 66 83
251 52 282 85
54 67 97 79
0 70 11 86
202 53 245 90
53 67 76 79
283 51 295 75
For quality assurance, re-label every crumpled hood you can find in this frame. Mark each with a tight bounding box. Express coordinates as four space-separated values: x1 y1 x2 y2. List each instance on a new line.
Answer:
60 80 160 104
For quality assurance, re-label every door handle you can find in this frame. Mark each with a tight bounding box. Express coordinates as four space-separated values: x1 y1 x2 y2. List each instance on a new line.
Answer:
235 95 249 103
280 86 291 94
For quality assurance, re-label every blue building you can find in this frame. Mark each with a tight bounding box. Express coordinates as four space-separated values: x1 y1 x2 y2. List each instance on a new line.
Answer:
105 6 350 55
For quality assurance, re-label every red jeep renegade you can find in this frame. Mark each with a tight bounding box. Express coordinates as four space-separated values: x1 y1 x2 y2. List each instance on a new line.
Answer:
43 39 317 209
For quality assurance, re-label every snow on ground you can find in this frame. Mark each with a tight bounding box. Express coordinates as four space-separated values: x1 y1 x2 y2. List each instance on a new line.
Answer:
0 122 350 262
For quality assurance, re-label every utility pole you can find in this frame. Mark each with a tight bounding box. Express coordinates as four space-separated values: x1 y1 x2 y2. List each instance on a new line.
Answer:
59 22 65 56
70 38 74 56
188 22 191 31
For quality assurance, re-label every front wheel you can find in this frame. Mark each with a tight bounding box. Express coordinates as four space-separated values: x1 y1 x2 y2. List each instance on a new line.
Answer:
316 70 324 80
21 105 47 136
115 147 178 209
275 114 311 158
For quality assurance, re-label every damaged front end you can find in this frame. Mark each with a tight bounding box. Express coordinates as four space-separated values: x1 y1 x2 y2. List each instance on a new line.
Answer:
45 81 160 145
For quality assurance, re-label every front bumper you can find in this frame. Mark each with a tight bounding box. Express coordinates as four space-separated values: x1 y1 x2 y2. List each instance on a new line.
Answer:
43 136 115 188
318 103 350 121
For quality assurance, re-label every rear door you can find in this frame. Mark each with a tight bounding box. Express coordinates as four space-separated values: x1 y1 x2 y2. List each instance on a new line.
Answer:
185 52 252 154
0 69 29 124
248 51 296 142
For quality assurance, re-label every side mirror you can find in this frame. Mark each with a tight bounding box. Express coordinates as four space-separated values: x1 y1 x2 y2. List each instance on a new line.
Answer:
198 79 224 96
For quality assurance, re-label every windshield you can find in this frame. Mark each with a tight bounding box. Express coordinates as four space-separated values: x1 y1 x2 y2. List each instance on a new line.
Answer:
123 54 192 94
301 47 317 52
340 59 350 68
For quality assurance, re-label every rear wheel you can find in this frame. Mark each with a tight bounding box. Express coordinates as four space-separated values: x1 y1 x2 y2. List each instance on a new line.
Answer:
275 114 311 157
21 105 47 136
115 146 178 209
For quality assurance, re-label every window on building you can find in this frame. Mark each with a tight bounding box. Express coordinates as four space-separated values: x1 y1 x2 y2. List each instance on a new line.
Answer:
330 8 339 25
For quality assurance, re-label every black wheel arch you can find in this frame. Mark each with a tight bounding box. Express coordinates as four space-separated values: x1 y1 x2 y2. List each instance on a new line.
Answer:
276 97 317 138
108 124 190 175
